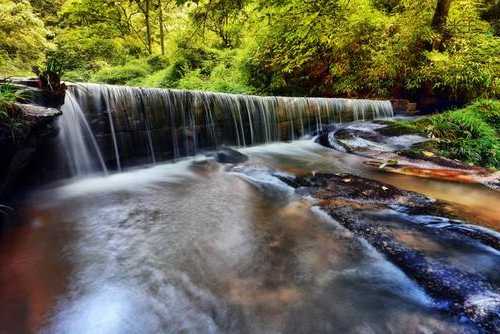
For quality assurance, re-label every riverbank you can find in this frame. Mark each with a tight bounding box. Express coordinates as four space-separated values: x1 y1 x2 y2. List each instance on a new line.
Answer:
383 100 500 169
317 100 500 190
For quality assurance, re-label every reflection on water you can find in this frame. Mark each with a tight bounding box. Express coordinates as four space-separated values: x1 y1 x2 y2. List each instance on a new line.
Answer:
1 141 498 333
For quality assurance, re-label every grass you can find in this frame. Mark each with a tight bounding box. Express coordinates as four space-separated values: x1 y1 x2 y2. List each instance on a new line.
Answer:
0 84 18 117
385 100 500 168
0 83 30 143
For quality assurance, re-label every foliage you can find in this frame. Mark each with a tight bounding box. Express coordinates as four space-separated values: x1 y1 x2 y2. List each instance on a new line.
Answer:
92 60 151 85
183 0 248 47
0 84 18 118
391 100 500 168
0 84 30 143
0 0 498 102
473 99 500 133
32 53 66 91
0 0 53 76
0 84 30 115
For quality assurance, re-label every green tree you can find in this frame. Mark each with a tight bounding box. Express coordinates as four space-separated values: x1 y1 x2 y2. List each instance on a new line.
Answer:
0 0 53 75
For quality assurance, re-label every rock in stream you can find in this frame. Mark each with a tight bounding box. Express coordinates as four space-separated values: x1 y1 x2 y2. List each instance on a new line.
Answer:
278 172 500 332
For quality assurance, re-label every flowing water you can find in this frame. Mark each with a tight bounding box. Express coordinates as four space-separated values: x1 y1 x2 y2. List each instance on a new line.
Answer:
57 93 108 176
62 84 393 172
1 86 499 333
2 141 499 333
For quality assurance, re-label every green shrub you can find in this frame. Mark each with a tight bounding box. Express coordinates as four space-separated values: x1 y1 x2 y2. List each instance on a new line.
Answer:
0 84 30 113
146 55 169 72
390 100 500 168
467 99 500 133
63 69 92 82
159 59 189 87
408 50 498 102
92 61 150 85
0 84 29 143
413 100 500 168
175 64 255 94
132 69 170 88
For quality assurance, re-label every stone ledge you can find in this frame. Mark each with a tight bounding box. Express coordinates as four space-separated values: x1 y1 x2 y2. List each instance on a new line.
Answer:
14 103 62 120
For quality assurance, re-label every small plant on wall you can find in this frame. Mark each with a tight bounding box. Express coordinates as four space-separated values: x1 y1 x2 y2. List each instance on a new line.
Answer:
32 53 67 107
32 53 66 92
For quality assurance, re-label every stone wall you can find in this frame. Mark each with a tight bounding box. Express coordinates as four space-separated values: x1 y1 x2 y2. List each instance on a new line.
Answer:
391 99 417 115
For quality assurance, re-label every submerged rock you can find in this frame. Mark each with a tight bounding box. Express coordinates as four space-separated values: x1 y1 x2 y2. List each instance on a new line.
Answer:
213 147 249 164
287 173 500 332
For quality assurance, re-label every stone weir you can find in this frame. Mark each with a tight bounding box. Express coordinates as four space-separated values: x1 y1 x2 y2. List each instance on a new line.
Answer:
61 83 394 175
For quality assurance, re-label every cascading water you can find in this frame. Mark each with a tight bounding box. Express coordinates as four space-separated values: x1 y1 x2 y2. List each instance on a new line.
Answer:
63 83 394 172
58 92 108 176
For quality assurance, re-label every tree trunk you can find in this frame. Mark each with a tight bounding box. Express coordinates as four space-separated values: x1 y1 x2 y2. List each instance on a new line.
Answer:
431 0 452 32
145 0 152 54
158 0 165 55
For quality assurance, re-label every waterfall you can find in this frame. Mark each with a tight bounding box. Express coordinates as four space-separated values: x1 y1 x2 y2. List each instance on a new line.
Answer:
58 92 108 176
62 83 393 172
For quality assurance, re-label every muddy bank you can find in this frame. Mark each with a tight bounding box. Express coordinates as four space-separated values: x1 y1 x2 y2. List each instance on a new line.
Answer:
275 172 500 332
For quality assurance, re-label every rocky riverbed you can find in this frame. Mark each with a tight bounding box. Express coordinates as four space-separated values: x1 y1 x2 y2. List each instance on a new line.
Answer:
279 172 500 332
225 136 500 332
231 160 500 332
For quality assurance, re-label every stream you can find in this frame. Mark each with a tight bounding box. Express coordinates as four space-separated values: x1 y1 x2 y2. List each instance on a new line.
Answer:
1 139 499 333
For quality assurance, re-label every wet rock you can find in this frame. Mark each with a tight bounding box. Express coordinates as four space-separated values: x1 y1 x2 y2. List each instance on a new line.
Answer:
230 165 294 199
8 78 67 108
365 160 500 187
315 130 350 153
294 173 427 205
189 158 220 175
14 103 61 119
388 208 500 252
0 102 61 202
213 147 249 164
288 173 500 332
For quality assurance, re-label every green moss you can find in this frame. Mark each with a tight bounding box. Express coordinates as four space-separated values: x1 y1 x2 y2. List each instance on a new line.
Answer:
378 120 424 136
0 84 18 114
0 84 30 116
